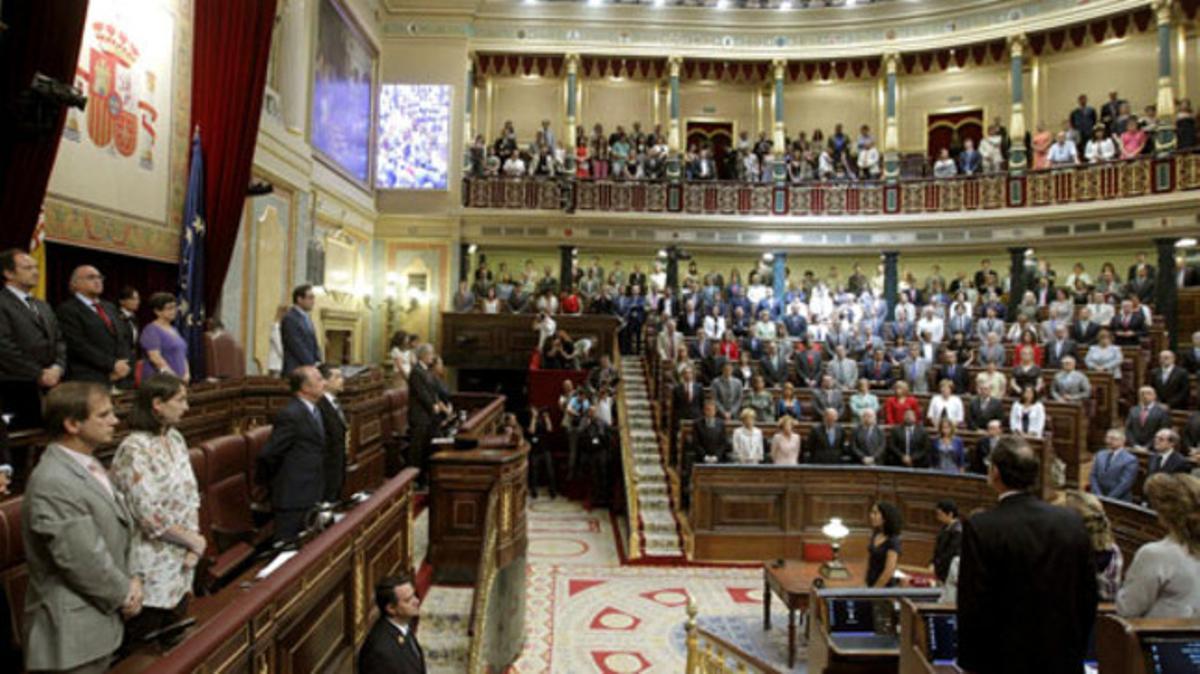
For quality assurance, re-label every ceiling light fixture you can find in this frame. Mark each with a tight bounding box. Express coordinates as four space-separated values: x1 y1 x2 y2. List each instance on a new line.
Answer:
716 0 729 9
780 1 793 9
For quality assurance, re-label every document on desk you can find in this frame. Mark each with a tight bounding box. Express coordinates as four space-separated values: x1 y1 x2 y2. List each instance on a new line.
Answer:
256 550 298 579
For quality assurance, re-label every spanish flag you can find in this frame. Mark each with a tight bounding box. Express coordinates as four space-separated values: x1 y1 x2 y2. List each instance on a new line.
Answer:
30 210 46 300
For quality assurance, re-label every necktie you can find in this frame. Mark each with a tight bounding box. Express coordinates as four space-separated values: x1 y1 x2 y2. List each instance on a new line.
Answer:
1140 407 1149 425
92 302 114 332
905 427 912 455
312 404 325 435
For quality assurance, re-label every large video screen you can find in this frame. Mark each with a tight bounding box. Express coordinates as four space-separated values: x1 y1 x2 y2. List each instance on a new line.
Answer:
312 0 375 186
376 84 451 190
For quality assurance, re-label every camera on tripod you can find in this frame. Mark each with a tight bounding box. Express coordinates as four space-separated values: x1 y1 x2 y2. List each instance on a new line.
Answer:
14 72 87 135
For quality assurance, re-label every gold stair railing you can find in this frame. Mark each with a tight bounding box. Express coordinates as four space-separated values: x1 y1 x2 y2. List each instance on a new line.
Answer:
685 600 783 674
466 487 501 673
614 349 642 560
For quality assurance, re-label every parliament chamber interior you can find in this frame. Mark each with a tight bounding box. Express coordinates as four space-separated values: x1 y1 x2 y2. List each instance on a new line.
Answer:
4 0 1200 672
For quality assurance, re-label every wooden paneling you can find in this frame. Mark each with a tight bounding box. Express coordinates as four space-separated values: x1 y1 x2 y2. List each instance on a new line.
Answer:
1178 287 1200 342
440 312 621 369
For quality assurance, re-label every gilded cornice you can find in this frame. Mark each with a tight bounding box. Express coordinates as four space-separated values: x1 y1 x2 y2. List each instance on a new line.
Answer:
381 0 1151 59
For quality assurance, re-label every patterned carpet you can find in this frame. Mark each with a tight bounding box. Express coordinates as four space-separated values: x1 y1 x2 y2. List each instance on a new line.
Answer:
505 499 807 673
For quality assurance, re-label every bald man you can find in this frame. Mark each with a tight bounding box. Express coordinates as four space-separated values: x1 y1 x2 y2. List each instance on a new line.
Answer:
55 266 131 385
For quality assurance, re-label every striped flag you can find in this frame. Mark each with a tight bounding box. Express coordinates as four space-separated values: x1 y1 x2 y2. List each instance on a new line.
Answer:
177 128 206 377
30 210 46 300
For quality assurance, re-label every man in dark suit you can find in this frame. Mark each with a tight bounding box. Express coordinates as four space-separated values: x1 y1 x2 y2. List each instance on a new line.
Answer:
1125 386 1172 450
958 436 1098 674
1127 251 1156 286
1149 350 1190 410
1069 94 1097 153
849 408 885 465
673 368 704 422
317 364 348 503
1043 324 1078 370
1111 299 1147 346
1179 330 1200 374
55 265 131 385
969 420 1003 475
973 259 993 291
884 409 931 468
1147 429 1193 477
281 284 322 376
806 408 846 464
967 379 1005 431
684 401 728 508
358 574 426 674
930 500 962 584
794 345 824 389
407 344 440 486
1126 266 1155 304
935 351 968 394
0 249 67 430
677 299 703 337
115 286 140 364
1069 307 1100 346
760 341 790 387
257 366 328 543
861 349 893 389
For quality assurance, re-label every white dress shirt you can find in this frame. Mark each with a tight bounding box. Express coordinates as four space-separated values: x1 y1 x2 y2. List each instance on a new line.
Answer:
731 426 764 464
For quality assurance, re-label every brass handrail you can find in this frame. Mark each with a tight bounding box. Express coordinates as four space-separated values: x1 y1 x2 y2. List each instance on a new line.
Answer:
466 487 501 673
685 600 784 674
614 350 642 560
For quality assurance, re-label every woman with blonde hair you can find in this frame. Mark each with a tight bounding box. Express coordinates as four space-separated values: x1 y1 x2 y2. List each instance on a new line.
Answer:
731 408 764 464
1117 473 1200 618
1061 490 1124 601
770 416 802 466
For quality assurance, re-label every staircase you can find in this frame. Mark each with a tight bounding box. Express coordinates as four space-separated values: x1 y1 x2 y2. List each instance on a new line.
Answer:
620 356 684 558
419 585 474 673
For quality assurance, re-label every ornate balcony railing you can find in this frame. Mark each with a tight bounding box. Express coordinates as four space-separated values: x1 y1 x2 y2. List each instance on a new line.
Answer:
463 153 1200 217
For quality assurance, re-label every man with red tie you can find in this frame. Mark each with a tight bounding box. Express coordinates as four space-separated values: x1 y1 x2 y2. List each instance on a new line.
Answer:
55 265 132 386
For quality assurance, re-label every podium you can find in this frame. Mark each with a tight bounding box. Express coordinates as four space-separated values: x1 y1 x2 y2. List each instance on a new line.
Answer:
428 438 528 584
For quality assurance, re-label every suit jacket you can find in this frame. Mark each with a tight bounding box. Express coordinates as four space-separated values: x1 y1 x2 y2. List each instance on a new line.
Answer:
318 395 349 502
0 287 67 382
1148 450 1193 476
677 311 702 337
408 364 439 431
1149 366 1190 410
357 617 426 674
1112 311 1146 343
712 377 744 417
21 444 133 671
935 363 969 394
280 306 322 375
958 493 1098 674
1070 320 1100 346
794 350 824 385
932 521 963 582
257 397 327 512
975 317 1005 341
806 424 846 464
1051 371 1091 402
883 424 931 468
691 417 729 464
760 353 791 387
673 381 703 421
55 296 130 383
810 388 845 419
826 358 859 389
884 321 915 342
1180 346 1200 375
1089 449 1139 502
967 397 1005 431
861 359 893 387
1044 338 1079 369
976 343 1006 366
1125 403 1171 447
849 424 886 463
968 437 997 475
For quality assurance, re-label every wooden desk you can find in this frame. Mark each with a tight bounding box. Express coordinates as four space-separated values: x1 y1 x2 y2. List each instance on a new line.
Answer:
762 559 863 668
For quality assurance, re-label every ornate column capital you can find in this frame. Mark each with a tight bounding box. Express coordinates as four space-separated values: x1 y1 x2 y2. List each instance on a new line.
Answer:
667 55 683 78
1007 33 1028 58
565 53 580 75
1153 0 1176 25
772 58 787 81
882 51 900 75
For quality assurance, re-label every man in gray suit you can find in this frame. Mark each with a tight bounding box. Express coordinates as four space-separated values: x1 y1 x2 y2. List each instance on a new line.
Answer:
1050 356 1092 403
976 332 1006 367
712 361 743 422
810 374 845 419
22 382 140 673
826 345 859 390
849 409 885 465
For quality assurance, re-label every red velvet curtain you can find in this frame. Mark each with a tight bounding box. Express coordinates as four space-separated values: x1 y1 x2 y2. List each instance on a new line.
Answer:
0 0 91 251
927 110 984 161
191 0 277 314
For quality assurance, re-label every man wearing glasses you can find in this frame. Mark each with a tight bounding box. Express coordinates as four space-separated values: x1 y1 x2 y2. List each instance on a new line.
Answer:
55 265 132 387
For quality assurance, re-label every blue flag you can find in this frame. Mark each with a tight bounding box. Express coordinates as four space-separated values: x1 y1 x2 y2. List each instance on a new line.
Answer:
177 128 206 377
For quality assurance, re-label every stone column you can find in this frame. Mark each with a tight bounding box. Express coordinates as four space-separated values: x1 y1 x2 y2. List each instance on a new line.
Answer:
1008 247 1031 318
1155 0 1178 155
1007 35 1029 172
882 53 901 181
883 251 900 316
559 245 576 292
1155 237 1180 350
666 250 680 294
666 56 684 180
772 252 787 300
278 0 311 135
564 54 580 173
459 244 471 283
772 59 788 182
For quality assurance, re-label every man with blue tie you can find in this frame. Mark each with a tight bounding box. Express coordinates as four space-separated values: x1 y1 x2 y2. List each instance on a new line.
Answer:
281 284 322 376
1089 428 1138 502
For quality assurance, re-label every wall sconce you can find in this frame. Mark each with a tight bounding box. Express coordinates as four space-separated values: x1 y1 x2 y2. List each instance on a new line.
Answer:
820 517 851 579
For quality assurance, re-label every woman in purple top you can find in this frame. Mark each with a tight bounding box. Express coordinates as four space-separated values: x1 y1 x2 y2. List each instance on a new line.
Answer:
140 292 190 384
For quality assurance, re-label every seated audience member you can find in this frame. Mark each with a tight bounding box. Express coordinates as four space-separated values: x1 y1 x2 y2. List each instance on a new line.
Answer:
850 408 885 466
1126 386 1171 450
1085 329 1123 380
1047 130 1080 166
885 409 931 468
883 380 922 425
969 420 1003 475
1062 489 1124 603
932 148 957 178
1116 473 1200 618
867 501 903 588
22 382 140 673
742 374 775 423
927 379 964 427
1085 126 1117 163
770 416 802 466
775 382 804 421
1090 428 1139 502
0 248 66 430
1150 350 1190 410
713 361 744 421
257 366 329 543
933 418 966 474
1050 355 1091 403
1148 429 1193 477
976 332 1006 367
848 378 880 423
110 373 203 646
358 574 426 674
967 378 1005 431
930 500 962 584
481 286 502 314
731 409 764 464
807 407 846 465
1009 386 1046 439
56 265 133 386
